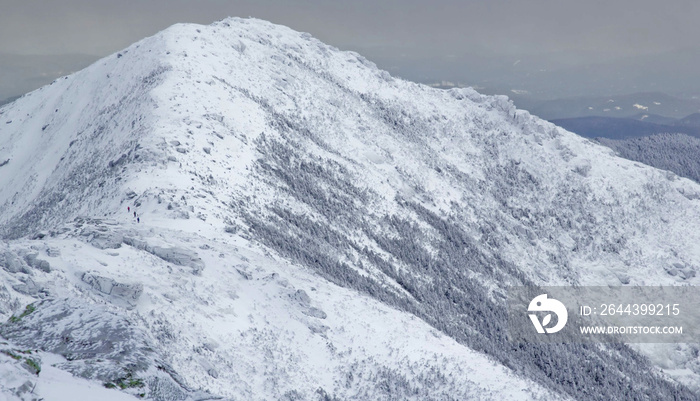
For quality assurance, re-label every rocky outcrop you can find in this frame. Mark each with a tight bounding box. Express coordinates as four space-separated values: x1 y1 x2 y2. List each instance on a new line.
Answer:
81 272 143 307
123 237 204 274
0 299 190 401
1 251 31 275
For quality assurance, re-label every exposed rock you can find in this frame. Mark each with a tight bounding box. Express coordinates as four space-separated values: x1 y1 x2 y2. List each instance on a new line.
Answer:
679 268 696 280
0 284 14 315
46 247 61 257
302 307 327 319
88 231 124 250
123 237 205 274
0 342 41 400
32 232 48 240
151 246 205 274
665 263 697 280
0 298 189 400
15 379 38 399
108 153 128 168
236 268 252 280
122 236 150 251
616 273 631 285
291 289 310 306
2 251 31 274
23 253 50 273
21 355 41 375
81 272 143 306
291 289 327 319
308 323 329 335
11 278 41 296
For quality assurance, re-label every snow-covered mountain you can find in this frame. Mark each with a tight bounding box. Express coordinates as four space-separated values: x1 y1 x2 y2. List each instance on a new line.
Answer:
2 17 700 400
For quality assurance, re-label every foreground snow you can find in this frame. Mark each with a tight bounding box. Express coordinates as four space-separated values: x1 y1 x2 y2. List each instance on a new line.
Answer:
0 222 562 400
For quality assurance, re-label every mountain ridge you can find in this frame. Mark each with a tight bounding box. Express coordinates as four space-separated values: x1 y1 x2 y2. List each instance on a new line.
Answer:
1 17 700 400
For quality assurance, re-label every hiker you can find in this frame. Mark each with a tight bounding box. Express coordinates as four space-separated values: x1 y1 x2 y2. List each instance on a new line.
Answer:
133 211 136 218
128 206 130 212
137 217 140 223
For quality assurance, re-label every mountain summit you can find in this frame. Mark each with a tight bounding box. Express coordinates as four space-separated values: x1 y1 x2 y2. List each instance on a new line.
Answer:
1 17 700 400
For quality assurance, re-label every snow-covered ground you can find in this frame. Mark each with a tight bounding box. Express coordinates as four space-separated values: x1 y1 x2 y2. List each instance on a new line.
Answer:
0 222 563 400
1 17 700 400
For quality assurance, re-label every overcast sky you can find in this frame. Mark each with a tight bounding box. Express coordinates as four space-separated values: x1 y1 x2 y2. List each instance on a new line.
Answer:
2 0 699 58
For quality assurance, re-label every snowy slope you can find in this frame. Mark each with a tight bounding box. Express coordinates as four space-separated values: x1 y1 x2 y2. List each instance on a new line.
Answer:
0 345 141 401
0 224 562 401
1 17 700 400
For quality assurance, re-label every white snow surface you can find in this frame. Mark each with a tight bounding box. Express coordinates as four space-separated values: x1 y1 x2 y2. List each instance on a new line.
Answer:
0 230 561 400
0 16 699 400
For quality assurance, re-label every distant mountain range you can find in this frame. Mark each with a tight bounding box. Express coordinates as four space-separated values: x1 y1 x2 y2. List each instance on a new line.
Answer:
597 133 700 184
0 53 97 104
0 95 20 106
525 92 700 120
551 112 700 139
362 44 700 101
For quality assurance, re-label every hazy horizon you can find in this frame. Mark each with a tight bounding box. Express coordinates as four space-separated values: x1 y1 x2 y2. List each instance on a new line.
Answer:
3 1 699 57
1 1 699 111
